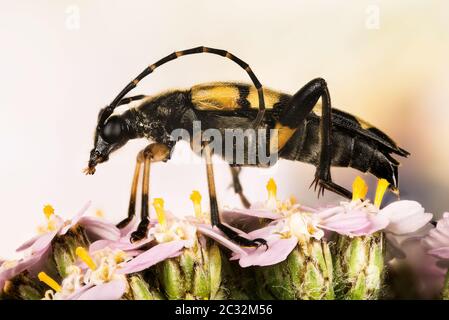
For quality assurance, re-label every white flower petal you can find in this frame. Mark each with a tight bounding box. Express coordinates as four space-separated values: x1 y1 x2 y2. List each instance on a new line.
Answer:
386 212 433 235
379 200 424 222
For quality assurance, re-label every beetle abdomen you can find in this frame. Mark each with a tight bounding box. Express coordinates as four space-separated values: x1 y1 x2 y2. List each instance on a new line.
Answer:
281 118 401 190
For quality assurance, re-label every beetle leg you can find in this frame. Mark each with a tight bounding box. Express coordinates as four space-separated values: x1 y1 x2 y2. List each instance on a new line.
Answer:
129 143 171 243
204 144 267 248
277 78 352 199
229 166 251 208
116 151 144 229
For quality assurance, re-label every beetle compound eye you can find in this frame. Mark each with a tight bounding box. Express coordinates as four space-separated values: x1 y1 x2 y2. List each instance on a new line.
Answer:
102 116 124 143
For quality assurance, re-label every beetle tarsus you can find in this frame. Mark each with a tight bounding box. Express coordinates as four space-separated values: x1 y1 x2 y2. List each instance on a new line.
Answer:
130 218 150 243
312 178 352 200
216 222 268 248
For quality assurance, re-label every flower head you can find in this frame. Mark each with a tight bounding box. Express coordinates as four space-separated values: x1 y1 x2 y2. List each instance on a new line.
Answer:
0 203 120 294
317 177 432 236
422 212 449 260
226 179 377 267
17 203 120 257
226 177 432 267
40 245 135 300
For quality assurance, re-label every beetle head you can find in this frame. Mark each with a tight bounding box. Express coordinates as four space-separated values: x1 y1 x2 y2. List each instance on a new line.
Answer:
85 111 130 175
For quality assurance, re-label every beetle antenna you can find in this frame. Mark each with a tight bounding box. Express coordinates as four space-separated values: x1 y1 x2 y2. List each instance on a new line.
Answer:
99 46 266 128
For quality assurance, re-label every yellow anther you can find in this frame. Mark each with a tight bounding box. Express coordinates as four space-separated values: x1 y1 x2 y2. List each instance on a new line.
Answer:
176 226 185 238
114 251 127 264
190 190 202 204
43 204 54 220
307 223 316 235
153 198 166 227
289 195 298 205
266 178 277 201
374 179 390 208
75 247 97 270
38 272 61 292
190 191 203 219
352 176 368 201
95 209 104 218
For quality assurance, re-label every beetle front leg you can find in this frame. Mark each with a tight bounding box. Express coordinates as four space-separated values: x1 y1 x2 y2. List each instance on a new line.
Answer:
116 151 144 229
128 143 171 243
276 78 352 199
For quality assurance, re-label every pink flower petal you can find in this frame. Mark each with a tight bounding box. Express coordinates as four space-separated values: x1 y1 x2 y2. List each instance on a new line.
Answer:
428 247 449 259
118 217 138 237
0 255 42 288
16 234 42 252
423 228 449 249
349 214 390 236
246 224 279 240
235 236 298 267
65 284 94 300
223 208 281 220
78 217 121 241
297 204 318 213
75 279 127 300
117 240 185 274
316 206 345 220
320 211 370 233
423 213 449 258
30 231 57 254
60 202 91 235
319 209 389 236
89 236 153 254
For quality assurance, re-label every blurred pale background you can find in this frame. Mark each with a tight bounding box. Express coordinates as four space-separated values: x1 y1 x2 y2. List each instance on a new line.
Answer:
1 1 448 257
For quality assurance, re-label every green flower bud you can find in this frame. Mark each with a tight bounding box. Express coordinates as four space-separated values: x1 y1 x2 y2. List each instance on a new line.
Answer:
127 274 165 300
157 237 223 300
52 225 90 278
214 252 252 300
1 272 45 300
441 268 449 300
254 240 334 300
334 233 385 299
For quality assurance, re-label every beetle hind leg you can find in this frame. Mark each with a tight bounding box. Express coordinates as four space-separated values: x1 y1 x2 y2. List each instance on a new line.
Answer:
229 166 251 208
311 176 352 199
277 78 353 200
216 223 267 248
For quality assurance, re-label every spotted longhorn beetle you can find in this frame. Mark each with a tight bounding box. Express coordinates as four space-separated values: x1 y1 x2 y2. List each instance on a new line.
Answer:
86 46 410 247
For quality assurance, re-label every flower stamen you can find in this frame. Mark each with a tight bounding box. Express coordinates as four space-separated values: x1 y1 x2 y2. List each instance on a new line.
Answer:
153 198 166 228
75 246 97 270
38 271 61 292
374 178 390 208
190 191 203 220
95 209 104 218
266 178 277 201
352 176 368 201
43 204 54 220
